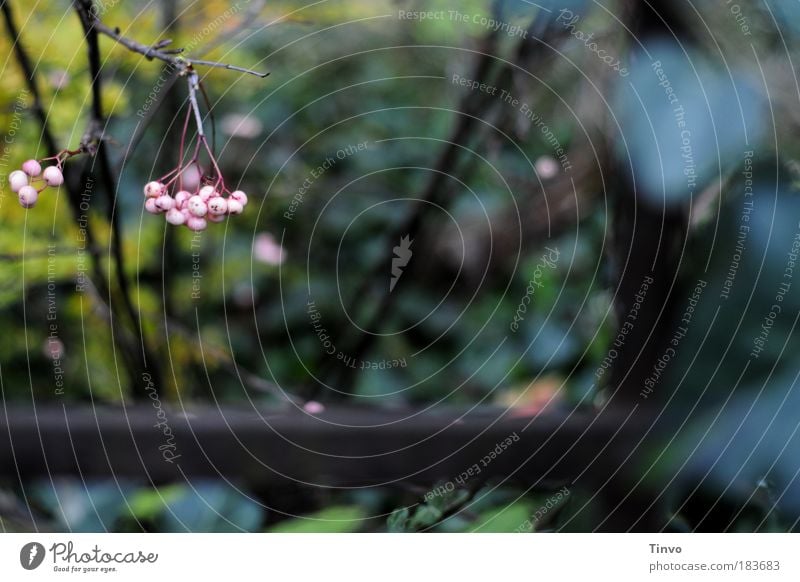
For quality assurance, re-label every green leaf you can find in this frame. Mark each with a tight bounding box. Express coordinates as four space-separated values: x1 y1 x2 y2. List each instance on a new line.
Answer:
126 485 184 521
269 506 367 533
472 501 532 533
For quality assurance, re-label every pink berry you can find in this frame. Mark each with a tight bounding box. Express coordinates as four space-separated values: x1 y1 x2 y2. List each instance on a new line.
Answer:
43 166 64 187
22 159 42 177
155 194 175 212
198 185 216 201
143 181 165 198
144 198 160 214
9 170 28 192
17 185 38 208
165 208 186 226
207 213 225 223
207 196 228 216
226 200 244 215
187 195 207 217
174 190 191 209
181 164 202 192
186 216 207 231
230 190 248 206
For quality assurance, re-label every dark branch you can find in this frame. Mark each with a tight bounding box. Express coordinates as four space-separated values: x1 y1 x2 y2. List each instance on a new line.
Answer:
0 1 58 155
74 0 164 397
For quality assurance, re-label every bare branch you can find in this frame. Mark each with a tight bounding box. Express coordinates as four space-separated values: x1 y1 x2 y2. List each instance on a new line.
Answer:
74 0 164 397
88 15 269 77
185 58 269 78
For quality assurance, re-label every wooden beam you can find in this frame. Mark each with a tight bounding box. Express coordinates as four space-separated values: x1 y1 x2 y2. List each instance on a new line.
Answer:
0 404 656 490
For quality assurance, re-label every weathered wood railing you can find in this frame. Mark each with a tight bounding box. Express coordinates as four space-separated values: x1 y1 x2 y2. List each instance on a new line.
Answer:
0 403 655 492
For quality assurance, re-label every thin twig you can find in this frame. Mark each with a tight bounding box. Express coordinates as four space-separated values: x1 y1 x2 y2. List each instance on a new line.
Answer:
114 0 267 174
187 72 205 137
88 17 268 77
185 58 268 78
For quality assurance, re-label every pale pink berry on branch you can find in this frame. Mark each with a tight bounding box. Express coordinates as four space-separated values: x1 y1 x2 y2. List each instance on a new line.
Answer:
198 185 216 202
165 208 186 226
207 213 226 223
186 216 207 231
226 200 244 215
181 164 202 192
22 159 42 177
187 196 208 217
9 170 28 192
155 195 175 212
43 166 64 187
174 190 191 210
143 181 165 198
207 196 228 216
144 198 160 214
18 185 39 208
229 190 248 207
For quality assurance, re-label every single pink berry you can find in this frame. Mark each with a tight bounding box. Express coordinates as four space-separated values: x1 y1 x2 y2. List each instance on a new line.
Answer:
43 166 64 187
9 170 28 192
22 159 42 177
165 208 186 226
198 185 217 201
143 181 165 198
155 194 175 212
230 190 248 206
207 196 228 216
174 190 191 210
226 200 244 215
187 195 207 217
186 216 207 231
18 185 39 208
207 213 225 223
181 164 202 192
144 198 160 214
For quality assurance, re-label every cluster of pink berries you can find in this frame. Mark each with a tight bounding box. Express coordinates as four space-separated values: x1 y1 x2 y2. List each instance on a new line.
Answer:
143 172 249 232
8 159 64 208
